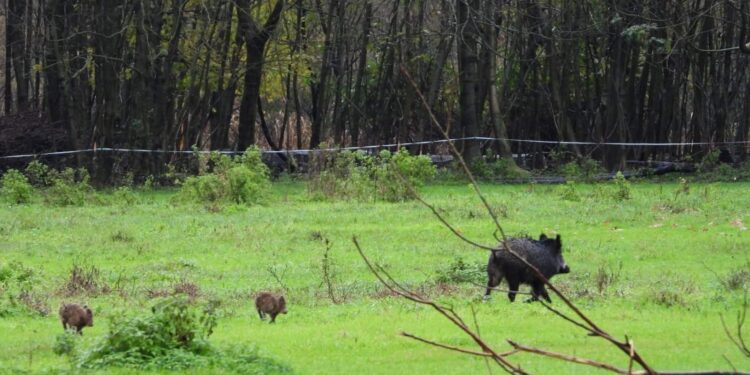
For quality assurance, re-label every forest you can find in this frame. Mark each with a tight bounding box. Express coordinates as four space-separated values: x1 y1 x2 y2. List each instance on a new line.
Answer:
2 0 750 176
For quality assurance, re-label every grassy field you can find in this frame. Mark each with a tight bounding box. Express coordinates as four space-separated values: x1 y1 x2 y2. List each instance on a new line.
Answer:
0 180 749 374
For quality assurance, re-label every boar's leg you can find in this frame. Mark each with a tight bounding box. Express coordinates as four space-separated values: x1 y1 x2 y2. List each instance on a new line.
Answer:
257 308 265 320
507 279 520 302
270 313 277 323
528 282 551 303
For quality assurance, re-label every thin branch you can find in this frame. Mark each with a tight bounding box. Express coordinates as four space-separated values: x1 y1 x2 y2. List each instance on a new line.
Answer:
352 236 527 375
508 340 629 374
470 281 533 296
401 332 495 358
721 293 750 358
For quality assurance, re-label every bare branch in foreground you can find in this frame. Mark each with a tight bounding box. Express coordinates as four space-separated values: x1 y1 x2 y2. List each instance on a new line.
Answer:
401 64 657 374
508 341 750 375
352 236 527 374
721 293 750 358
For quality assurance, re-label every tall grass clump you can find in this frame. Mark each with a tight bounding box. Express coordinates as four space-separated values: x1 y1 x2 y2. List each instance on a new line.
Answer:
178 147 270 207
307 147 435 202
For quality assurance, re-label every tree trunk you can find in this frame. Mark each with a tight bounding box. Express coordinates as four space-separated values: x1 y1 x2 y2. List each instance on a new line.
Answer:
236 0 285 151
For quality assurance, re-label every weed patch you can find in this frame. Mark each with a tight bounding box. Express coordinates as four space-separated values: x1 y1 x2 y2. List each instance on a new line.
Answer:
58 264 110 297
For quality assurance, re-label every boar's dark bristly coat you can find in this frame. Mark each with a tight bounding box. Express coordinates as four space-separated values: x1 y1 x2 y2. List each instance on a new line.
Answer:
255 292 287 323
485 234 570 302
59 303 93 334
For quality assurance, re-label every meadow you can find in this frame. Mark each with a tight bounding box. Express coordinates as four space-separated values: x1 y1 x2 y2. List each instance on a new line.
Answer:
0 180 748 374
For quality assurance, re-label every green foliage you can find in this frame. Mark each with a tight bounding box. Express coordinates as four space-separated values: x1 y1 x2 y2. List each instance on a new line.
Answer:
1 169 34 204
0 261 46 317
307 148 435 202
697 149 721 173
611 171 631 201
557 181 580 201
621 23 657 43
53 332 78 356
24 160 51 187
77 297 212 369
434 257 485 284
75 296 289 372
697 160 750 182
44 168 94 206
469 155 529 180
178 147 270 207
112 186 139 205
560 158 602 182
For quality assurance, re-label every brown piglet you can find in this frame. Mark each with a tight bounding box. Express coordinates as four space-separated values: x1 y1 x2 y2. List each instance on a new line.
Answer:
255 292 287 323
59 303 93 334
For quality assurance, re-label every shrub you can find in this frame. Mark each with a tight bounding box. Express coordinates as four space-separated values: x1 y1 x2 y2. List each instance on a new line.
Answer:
77 297 213 369
178 147 270 207
697 149 720 173
112 186 139 205
76 297 289 373
307 148 435 202
469 154 528 180
24 160 51 187
53 332 78 356
560 157 602 182
611 171 631 201
1 169 34 204
44 167 94 206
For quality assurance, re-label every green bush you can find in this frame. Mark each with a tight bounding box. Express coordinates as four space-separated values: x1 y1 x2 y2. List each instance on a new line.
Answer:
76 297 288 373
53 332 78 356
44 168 94 206
178 147 270 207
1 169 34 204
24 160 51 187
77 297 213 369
469 154 529 180
307 148 435 202
112 186 140 205
560 158 602 182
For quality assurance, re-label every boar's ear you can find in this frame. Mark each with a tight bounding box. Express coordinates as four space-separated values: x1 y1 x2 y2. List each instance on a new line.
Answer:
279 296 286 304
539 233 548 241
555 234 562 250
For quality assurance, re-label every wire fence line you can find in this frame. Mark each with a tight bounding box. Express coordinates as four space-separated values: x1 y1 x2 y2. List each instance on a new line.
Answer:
3 137 750 160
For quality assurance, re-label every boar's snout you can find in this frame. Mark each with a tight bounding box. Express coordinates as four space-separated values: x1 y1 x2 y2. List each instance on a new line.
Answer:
559 265 570 274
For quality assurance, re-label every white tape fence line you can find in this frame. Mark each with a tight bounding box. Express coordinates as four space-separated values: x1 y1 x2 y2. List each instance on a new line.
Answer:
2 136 750 160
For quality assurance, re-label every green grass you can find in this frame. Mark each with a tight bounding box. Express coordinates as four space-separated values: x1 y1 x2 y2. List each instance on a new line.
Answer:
0 180 749 373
